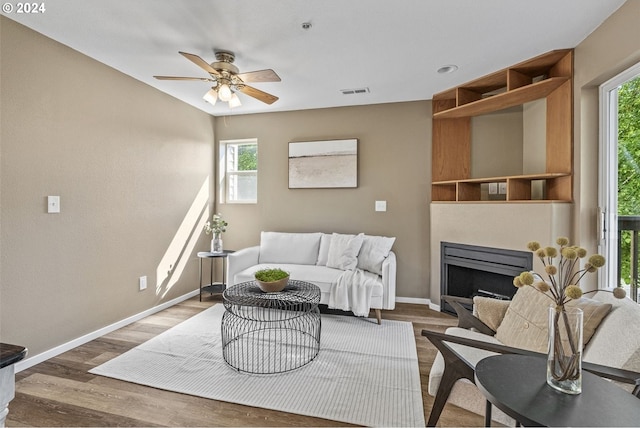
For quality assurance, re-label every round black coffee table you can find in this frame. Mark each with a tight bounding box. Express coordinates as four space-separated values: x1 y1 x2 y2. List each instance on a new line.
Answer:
475 354 640 427
221 280 321 374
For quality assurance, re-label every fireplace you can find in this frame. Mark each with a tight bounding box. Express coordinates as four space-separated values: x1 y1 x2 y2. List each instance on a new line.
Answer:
440 241 533 316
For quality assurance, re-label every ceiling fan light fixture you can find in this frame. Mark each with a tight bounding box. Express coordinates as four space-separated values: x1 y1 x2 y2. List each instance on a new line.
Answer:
218 84 232 102
203 88 218 105
228 93 242 108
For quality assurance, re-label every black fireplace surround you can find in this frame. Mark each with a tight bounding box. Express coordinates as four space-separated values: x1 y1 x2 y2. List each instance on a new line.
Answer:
440 241 533 316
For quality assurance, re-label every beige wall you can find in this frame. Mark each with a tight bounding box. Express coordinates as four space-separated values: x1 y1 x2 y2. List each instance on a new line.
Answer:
471 109 524 178
213 102 432 300
573 0 640 288
0 18 215 357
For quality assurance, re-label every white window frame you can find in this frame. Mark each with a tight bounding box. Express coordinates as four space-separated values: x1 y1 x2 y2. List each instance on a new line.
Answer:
218 138 258 204
598 61 640 287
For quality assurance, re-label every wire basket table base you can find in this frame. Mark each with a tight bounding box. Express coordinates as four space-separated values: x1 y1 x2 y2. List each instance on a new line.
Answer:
221 280 321 374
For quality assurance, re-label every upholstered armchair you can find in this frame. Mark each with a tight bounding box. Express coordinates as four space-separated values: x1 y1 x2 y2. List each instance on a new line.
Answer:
422 289 640 426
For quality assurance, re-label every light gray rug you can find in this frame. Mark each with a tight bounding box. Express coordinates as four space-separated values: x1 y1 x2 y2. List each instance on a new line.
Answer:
90 304 425 427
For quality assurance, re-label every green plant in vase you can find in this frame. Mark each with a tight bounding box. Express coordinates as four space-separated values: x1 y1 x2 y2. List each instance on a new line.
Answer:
204 213 227 253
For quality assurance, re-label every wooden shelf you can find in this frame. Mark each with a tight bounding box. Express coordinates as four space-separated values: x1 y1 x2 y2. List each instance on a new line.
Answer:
433 77 569 119
431 49 573 203
432 173 572 202
433 172 569 185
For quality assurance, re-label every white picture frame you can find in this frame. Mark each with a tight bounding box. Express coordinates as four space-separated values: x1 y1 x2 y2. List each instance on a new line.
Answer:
288 139 358 189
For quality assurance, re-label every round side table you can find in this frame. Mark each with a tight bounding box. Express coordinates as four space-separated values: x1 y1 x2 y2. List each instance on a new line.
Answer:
197 250 234 301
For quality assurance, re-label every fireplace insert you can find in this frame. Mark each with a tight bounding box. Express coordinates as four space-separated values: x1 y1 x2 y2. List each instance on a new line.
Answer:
440 242 533 316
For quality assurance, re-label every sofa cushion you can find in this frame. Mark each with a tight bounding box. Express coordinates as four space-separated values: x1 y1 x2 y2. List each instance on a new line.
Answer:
495 285 612 353
316 233 332 266
326 233 364 270
232 263 384 299
258 231 321 265
356 235 396 275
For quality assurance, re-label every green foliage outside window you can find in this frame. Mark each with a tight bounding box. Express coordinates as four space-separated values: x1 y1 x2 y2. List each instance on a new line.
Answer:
237 144 257 171
617 75 640 286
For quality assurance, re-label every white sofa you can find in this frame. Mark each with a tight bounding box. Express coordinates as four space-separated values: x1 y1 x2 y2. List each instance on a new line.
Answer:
226 231 397 323
424 286 640 426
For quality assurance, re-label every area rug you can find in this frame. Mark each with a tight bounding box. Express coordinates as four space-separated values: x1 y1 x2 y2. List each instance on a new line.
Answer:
90 304 424 427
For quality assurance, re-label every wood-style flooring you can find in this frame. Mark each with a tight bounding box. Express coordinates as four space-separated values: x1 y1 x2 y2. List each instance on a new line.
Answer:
9 296 487 427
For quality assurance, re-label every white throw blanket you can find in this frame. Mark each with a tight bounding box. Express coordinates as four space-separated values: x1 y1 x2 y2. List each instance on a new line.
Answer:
328 268 378 316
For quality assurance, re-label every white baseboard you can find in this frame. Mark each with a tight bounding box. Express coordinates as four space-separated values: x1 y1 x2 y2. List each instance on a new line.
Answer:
395 296 441 312
16 290 200 372
395 296 430 305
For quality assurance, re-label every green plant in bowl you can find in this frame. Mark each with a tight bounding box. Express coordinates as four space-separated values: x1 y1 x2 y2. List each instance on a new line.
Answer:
254 268 290 292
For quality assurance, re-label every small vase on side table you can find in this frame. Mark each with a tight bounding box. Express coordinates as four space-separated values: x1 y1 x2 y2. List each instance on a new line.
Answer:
547 306 583 394
211 232 223 253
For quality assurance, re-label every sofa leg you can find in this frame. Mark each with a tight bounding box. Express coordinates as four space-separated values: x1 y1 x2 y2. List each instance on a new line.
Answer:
375 309 381 324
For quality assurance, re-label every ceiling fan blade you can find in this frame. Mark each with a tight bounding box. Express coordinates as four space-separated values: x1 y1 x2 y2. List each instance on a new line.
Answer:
179 51 221 77
237 69 281 83
238 85 279 104
154 75 215 82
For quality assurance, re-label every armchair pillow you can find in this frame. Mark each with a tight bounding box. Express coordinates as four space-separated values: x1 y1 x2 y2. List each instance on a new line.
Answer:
495 285 612 352
472 296 510 332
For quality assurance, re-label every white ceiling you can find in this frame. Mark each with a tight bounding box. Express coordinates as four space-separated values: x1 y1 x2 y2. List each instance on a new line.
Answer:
2 0 626 116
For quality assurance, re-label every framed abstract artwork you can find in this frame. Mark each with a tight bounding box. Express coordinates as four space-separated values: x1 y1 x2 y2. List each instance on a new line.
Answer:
288 139 358 188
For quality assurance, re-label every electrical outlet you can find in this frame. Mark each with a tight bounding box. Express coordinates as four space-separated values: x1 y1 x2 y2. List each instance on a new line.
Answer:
499 182 507 194
139 276 147 291
488 183 498 195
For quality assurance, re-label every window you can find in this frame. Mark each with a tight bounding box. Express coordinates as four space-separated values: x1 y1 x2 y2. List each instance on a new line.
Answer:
219 139 258 203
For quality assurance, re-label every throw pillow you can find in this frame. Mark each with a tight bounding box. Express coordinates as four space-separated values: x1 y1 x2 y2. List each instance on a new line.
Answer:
316 233 332 266
495 285 612 353
326 233 364 271
472 296 510 332
356 235 396 275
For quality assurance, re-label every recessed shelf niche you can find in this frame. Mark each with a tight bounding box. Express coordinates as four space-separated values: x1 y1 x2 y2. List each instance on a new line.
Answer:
431 49 573 203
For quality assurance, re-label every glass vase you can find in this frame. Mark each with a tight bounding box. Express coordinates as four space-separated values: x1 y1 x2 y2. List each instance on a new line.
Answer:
211 233 223 253
547 306 583 394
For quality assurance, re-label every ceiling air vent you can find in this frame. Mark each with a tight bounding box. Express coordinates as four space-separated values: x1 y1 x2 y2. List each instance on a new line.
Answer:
340 87 370 95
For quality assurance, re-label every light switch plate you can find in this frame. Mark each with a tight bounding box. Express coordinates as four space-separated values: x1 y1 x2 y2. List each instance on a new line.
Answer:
47 196 60 213
375 200 387 212
499 182 507 194
488 183 498 195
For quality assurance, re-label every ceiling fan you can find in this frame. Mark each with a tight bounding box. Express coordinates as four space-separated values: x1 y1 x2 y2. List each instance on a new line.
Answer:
154 50 280 107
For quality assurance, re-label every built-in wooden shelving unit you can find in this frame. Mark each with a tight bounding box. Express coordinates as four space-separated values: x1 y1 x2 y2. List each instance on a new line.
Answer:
431 49 573 203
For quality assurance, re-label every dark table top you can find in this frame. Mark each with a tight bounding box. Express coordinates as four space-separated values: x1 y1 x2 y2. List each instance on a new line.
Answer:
475 354 640 427
0 343 27 369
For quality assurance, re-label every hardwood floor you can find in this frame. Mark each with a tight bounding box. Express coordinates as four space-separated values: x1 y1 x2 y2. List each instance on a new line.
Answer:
9 296 486 427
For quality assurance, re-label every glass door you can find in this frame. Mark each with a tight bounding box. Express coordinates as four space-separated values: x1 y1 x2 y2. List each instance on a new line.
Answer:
599 64 640 301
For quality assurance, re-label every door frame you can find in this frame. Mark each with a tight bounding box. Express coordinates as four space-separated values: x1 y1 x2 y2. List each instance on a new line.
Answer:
598 62 640 288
